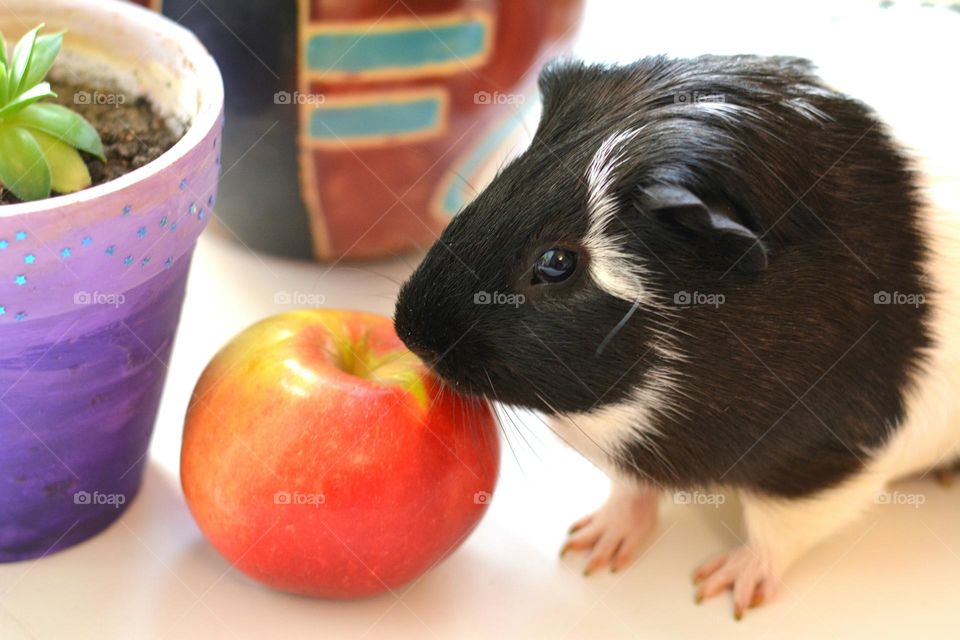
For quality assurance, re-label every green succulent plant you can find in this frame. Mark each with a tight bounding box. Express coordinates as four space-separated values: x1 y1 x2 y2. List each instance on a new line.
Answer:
0 24 105 202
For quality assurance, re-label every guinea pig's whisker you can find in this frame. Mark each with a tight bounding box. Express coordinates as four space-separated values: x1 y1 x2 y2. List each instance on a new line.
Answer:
596 295 644 356
482 368 530 475
487 386 540 457
427 378 450 415
500 403 542 463
450 169 479 197
473 396 499 478
506 404 549 449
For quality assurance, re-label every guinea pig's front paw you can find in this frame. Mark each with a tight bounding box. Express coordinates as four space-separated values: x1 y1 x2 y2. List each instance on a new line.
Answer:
693 546 781 620
560 483 658 575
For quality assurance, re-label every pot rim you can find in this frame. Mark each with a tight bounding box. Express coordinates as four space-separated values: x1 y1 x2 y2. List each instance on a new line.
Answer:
0 0 224 219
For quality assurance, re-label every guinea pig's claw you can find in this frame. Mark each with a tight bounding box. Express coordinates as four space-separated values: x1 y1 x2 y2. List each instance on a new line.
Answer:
733 592 765 620
693 545 779 619
568 516 592 535
935 468 953 488
559 484 659 576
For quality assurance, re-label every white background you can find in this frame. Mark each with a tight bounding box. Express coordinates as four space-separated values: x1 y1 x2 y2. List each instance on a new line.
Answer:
2 1 960 638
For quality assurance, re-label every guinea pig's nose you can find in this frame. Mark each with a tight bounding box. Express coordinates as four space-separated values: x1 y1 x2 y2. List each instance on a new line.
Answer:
405 341 439 365
393 308 440 363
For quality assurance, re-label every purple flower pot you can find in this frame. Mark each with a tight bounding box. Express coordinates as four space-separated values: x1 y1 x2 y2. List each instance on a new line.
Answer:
0 0 223 562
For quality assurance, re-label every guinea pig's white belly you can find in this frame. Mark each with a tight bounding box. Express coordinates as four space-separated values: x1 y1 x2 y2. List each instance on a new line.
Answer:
869 172 960 481
544 366 690 483
546 398 644 477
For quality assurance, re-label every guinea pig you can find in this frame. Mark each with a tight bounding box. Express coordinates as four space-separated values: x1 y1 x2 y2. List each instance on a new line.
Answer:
393 55 960 619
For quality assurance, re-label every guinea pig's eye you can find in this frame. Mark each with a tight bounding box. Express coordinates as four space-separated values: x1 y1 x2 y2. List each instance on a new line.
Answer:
533 248 578 284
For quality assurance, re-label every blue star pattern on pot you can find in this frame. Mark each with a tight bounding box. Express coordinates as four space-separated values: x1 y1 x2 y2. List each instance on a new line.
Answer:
1 169 217 323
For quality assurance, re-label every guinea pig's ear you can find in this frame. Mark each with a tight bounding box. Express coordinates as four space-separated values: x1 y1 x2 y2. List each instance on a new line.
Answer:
637 184 768 272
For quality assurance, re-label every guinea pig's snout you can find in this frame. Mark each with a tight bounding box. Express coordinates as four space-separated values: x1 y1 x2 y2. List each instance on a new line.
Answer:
393 293 443 365
394 270 489 394
400 332 440 364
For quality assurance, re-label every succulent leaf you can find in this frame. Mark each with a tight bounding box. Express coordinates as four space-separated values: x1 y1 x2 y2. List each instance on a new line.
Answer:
0 63 8 106
0 125 51 201
0 81 56 118
8 25 40 98
30 129 91 193
22 32 62 89
8 102 104 160
0 34 7 104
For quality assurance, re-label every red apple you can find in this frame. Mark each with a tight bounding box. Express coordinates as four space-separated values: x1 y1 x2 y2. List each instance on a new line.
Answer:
181 309 499 598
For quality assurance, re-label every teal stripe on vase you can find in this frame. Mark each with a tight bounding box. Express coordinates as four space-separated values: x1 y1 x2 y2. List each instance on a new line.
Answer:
308 96 443 142
306 20 487 74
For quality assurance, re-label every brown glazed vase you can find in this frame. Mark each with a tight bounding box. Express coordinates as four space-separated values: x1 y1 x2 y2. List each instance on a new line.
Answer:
152 0 584 260
295 0 584 260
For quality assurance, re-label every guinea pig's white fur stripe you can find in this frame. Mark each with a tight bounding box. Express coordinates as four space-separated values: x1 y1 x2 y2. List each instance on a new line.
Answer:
583 128 687 368
586 127 644 214
679 101 758 125
547 388 663 476
584 128 649 305
783 97 832 122
547 364 689 478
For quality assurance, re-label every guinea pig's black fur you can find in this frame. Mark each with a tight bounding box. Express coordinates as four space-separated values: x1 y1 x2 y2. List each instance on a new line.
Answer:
394 55 930 499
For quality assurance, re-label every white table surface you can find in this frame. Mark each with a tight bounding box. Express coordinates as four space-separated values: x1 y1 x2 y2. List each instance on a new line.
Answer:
3 2 959 638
